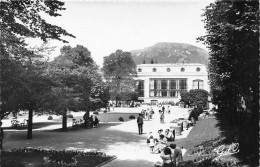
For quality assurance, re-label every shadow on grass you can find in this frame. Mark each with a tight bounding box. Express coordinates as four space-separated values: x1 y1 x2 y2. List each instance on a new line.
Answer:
4 122 149 154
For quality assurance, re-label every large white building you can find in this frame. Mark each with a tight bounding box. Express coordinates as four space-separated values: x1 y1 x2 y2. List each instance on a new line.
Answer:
135 63 209 104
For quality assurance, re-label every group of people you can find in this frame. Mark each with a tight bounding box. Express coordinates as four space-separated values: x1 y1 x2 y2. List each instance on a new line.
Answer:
83 113 99 128
141 106 154 120
147 129 175 154
159 144 183 167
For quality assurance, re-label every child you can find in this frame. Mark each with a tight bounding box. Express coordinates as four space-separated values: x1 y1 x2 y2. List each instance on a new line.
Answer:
149 136 155 153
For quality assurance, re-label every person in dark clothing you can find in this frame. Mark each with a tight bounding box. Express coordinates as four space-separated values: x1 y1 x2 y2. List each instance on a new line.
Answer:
137 114 144 135
188 108 199 121
93 116 99 127
162 106 165 113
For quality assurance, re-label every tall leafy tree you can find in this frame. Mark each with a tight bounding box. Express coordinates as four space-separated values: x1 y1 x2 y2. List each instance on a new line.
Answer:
198 0 259 163
102 50 137 106
0 0 75 138
45 45 107 130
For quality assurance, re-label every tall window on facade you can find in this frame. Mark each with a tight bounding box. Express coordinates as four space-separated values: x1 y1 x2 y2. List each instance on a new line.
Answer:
170 80 177 97
154 80 157 90
170 80 177 89
136 80 144 97
149 79 187 97
161 80 167 97
193 80 204 89
179 79 187 90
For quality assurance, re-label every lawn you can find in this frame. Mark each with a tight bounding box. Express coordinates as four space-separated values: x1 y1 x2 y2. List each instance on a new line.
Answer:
173 117 221 158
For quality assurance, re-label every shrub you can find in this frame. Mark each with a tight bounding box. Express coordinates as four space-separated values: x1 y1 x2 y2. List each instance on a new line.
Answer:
93 111 99 115
118 117 124 122
103 110 107 113
67 114 73 118
129 115 135 119
47 115 53 120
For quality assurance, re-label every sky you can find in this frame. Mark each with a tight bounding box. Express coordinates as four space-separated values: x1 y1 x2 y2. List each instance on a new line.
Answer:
28 0 213 67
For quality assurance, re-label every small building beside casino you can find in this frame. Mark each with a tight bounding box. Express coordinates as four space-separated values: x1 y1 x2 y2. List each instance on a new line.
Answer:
135 63 209 104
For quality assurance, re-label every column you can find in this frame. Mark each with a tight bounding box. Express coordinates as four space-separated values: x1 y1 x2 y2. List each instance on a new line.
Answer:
144 78 150 101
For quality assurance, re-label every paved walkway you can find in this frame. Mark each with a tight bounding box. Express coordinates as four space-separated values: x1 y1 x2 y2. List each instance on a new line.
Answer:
2 106 191 167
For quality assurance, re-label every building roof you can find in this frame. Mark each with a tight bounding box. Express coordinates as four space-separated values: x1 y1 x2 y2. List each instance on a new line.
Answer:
137 63 205 67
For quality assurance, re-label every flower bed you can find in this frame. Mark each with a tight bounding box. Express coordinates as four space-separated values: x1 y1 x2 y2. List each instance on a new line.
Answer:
2 147 115 167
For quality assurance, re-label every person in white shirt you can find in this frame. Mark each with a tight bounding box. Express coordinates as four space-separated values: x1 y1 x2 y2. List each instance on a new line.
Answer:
148 135 155 153
165 129 175 141
152 134 167 154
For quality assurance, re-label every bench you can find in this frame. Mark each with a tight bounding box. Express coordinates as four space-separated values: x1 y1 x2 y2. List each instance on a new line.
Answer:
72 119 85 129
11 119 20 128
20 119 28 128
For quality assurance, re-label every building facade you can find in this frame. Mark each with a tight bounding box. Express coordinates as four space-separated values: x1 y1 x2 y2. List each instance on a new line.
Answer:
135 63 209 103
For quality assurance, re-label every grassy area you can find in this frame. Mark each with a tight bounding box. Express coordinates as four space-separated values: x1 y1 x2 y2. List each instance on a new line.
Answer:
1 150 115 167
174 117 221 158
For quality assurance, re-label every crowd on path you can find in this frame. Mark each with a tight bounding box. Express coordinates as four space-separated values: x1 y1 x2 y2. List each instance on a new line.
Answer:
136 104 186 167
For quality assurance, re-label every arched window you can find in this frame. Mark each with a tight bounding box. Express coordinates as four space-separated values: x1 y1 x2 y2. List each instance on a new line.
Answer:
181 68 185 72
138 68 142 72
167 68 171 72
196 67 201 72
152 68 157 72
193 80 204 89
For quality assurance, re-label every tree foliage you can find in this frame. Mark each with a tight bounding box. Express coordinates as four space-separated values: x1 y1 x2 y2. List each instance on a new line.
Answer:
180 89 209 107
0 32 53 139
198 0 259 164
0 0 74 138
0 0 75 42
102 50 137 104
45 45 108 130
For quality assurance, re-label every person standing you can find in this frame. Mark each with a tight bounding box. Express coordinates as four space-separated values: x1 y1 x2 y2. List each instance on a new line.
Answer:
0 121 4 149
160 110 165 123
137 113 144 135
162 106 165 113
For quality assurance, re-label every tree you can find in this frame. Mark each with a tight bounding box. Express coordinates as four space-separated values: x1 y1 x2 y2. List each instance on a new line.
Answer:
198 0 259 164
102 50 137 106
143 60 146 64
45 45 107 130
0 0 75 137
180 89 209 107
0 0 75 43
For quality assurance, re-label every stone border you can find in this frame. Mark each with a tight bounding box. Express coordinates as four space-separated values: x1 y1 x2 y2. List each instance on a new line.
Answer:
95 155 117 167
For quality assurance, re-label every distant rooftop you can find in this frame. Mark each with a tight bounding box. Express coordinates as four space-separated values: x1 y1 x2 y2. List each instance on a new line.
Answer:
137 63 205 67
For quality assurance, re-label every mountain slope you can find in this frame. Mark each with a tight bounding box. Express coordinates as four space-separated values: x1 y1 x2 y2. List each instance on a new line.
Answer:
131 42 208 65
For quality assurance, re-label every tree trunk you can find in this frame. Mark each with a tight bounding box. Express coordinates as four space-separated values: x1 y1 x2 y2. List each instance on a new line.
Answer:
62 108 67 131
27 108 33 139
